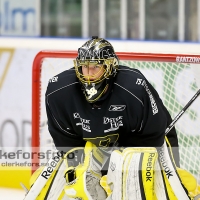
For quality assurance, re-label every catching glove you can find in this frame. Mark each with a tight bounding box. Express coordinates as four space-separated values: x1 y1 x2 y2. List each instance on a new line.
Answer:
64 141 107 200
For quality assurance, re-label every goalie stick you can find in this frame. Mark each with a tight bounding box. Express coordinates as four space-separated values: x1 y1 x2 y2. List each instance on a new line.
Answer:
165 88 200 135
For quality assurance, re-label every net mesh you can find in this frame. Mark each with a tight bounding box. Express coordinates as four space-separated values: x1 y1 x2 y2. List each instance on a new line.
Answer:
36 56 200 184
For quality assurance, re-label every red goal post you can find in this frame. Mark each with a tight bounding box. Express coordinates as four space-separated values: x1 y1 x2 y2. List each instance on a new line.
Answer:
32 51 200 183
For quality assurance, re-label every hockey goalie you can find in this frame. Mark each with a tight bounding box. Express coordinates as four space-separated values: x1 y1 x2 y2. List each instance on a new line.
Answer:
25 37 200 199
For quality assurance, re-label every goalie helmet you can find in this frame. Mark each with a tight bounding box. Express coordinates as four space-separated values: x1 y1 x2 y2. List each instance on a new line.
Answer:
74 36 119 103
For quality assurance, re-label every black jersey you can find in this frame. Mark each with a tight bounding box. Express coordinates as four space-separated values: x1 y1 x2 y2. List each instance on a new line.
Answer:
45 65 179 163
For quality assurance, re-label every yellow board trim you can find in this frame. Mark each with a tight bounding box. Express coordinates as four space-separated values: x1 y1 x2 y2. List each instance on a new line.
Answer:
0 166 31 190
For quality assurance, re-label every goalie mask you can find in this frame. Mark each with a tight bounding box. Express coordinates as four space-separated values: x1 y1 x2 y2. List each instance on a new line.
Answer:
74 36 119 103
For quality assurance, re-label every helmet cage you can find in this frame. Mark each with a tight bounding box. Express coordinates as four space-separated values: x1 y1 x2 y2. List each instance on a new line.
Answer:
74 57 118 85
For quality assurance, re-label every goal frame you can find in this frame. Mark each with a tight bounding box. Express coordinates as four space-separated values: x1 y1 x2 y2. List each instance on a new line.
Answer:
32 50 200 173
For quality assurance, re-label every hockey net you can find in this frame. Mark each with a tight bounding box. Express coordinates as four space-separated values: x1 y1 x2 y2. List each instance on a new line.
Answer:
32 51 200 184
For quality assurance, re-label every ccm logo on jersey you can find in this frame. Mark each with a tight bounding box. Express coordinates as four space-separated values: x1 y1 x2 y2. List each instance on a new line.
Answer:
49 76 58 83
109 105 126 111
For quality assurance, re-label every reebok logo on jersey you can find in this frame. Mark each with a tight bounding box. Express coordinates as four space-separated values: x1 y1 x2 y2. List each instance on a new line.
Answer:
49 76 58 83
109 105 126 111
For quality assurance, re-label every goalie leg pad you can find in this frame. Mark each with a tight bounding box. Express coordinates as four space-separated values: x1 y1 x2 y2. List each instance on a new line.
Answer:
25 148 84 200
164 137 200 199
106 150 123 200
123 148 159 200
107 147 163 200
107 144 199 200
158 141 192 200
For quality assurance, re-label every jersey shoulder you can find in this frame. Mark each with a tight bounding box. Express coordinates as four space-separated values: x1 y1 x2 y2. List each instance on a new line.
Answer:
46 67 79 95
117 65 144 79
116 65 162 104
115 65 146 90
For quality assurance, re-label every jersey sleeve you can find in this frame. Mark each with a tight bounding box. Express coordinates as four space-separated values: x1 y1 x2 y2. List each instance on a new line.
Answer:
139 80 167 147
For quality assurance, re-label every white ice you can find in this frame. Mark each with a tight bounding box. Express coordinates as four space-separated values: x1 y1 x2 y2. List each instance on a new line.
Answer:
0 187 26 200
